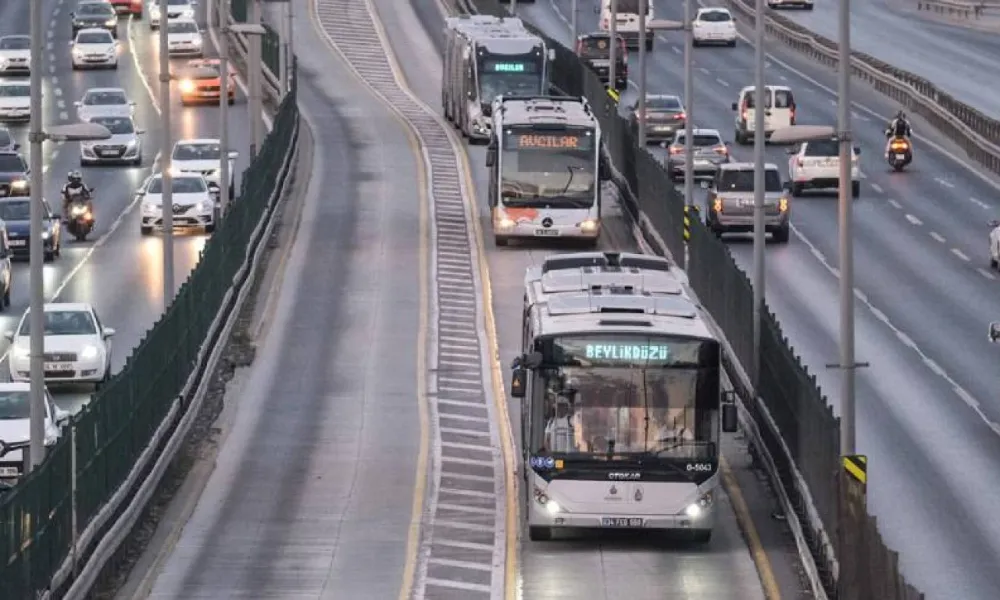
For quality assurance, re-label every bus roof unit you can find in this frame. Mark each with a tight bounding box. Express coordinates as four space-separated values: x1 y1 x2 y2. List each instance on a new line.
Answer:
444 15 541 55
494 96 598 129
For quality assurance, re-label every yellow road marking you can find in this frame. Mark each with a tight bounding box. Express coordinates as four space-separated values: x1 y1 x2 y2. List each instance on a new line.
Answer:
721 455 782 600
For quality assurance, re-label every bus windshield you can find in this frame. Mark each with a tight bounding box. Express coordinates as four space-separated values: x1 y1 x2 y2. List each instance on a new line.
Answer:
500 129 597 208
529 335 720 460
478 54 544 101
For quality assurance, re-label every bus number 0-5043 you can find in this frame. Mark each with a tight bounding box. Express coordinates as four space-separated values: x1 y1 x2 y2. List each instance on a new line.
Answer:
686 463 713 472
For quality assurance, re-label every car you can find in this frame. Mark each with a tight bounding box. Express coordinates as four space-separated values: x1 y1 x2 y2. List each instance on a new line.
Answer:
177 59 236 105
79 115 144 166
786 137 861 198
0 151 29 197
574 32 628 90
165 17 203 57
0 383 69 480
171 139 238 200
0 197 62 260
732 84 796 145
75 87 136 121
138 173 216 235
5 303 116 387
692 8 737 47
70 1 119 38
628 94 686 143
0 221 13 307
989 220 999 270
149 0 197 30
666 128 731 180
109 0 144 17
71 29 119 70
705 162 790 243
0 81 30 123
767 0 814 9
0 35 31 75
0 127 19 153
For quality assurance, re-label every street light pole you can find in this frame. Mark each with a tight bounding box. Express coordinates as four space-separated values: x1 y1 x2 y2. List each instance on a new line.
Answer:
28 0 46 470
752 0 766 390
837 0 856 455
219 1 231 214
609 0 618 92
248 0 262 159
683 0 694 216
637 0 647 146
158 0 174 309
571 0 578 40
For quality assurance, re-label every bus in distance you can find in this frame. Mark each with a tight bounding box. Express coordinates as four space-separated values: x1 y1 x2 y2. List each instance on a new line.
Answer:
510 252 739 542
486 96 611 247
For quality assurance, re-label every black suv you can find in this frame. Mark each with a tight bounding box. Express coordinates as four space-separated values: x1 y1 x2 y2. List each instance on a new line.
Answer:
576 32 628 91
71 1 119 38
0 151 29 197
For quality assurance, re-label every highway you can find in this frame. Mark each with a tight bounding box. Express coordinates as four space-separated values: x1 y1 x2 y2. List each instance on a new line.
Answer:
528 1 1000 598
776 0 1000 119
0 0 252 418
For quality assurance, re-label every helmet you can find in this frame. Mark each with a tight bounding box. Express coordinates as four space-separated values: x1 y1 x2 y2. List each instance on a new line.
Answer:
896 110 906 120
67 171 82 184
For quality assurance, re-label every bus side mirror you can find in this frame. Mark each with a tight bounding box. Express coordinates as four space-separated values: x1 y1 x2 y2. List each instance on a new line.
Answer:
722 390 739 433
598 158 611 181
486 148 497 167
510 367 527 398
989 321 1000 343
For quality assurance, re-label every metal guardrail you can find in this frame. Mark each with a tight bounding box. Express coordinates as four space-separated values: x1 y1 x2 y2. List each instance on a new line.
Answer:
724 0 1000 176
916 0 1000 18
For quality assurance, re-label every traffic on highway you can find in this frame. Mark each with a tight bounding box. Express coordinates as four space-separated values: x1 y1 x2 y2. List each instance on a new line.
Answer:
0 0 252 482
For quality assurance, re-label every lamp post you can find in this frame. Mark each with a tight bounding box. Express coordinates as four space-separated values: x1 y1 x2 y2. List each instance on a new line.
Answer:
158 0 174 310
637 0 648 146
248 0 263 159
218 22 265 215
23 123 112 471
609 0 618 95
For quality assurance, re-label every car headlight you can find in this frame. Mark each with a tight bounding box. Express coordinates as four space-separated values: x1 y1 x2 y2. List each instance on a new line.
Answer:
41 230 50 240
126 140 138 150
179 80 195 93
12 345 28 359
181 8 194 17
143 202 158 214
72 48 84 58
10 180 26 189
150 7 160 17
105 19 117 27
80 345 99 360
193 38 202 46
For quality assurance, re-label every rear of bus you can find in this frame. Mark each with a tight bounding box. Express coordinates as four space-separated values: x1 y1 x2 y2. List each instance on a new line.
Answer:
599 0 654 50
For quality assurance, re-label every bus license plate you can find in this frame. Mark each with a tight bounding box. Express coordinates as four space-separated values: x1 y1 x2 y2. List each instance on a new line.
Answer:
601 517 643 528
535 229 559 237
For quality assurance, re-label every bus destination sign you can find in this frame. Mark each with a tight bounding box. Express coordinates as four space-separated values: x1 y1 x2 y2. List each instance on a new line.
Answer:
549 336 713 367
483 60 538 74
585 343 670 362
508 133 594 151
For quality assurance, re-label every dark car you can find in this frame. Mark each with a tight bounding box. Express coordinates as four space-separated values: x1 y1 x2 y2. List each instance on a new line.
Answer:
0 151 29 197
0 127 19 153
71 2 119 38
0 197 61 261
628 94 686 143
575 32 628 91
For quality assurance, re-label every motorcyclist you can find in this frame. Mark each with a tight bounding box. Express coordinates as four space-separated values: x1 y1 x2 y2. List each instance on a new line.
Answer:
61 171 93 221
884 110 913 156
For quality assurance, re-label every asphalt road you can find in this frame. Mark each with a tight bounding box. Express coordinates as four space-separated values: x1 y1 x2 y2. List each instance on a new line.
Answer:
144 3 427 596
775 0 1000 119
530 1 1000 598
0 0 252 415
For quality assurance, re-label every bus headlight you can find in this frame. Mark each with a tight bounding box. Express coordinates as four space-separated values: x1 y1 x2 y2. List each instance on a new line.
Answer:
497 217 515 229
579 219 599 232
545 500 562 515
684 492 714 519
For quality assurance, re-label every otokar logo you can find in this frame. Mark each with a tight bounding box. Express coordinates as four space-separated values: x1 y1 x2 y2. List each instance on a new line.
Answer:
608 472 641 481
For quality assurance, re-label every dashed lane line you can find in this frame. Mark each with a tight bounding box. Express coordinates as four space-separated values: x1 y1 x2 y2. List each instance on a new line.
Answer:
930 232 946 243
977 268 998 280
935 177 956 188
970 197 989 210
951 248 970 261
904 213 923 226
887 198 903 209
870 182 883 194
716 77 729 87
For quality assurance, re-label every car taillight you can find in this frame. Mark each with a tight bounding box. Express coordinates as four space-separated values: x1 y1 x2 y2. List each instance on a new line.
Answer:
669 146 685 155
714 145 728 156
675 112 685 121
779 197 788 212
713 198 723 213
741 110 748 121
790 108 796 125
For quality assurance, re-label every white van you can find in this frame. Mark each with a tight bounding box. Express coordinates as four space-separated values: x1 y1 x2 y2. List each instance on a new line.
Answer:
598 0 654 50
731 85 796 145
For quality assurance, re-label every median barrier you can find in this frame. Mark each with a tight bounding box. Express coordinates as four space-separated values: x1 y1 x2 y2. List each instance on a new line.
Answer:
461 0 924 597
0 60 300 600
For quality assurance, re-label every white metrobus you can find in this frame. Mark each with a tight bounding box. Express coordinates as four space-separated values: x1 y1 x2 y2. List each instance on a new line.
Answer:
510 252 738 542
485 96 611 247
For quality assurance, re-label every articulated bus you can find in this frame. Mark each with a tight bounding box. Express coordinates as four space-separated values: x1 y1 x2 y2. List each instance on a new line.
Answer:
510 252 739 542
485 96 611 247
442 15 553 142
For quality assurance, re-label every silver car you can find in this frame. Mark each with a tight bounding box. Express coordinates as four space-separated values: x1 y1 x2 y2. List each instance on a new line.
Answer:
79 116 144 166
705 162 790 243
666 128 730 181
75 87 135 121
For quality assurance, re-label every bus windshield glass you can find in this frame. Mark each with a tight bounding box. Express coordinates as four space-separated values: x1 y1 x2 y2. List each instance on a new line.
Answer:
500 128 597 208
529 335 720 460
478 54 544 100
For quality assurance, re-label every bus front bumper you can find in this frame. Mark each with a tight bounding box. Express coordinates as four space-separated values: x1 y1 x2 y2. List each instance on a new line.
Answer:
494 220 601 240
528 504 716 532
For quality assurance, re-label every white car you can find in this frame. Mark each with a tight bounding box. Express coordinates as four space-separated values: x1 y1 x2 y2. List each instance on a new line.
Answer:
149 0 197 30
5 302 116 386
0 81 30 123
80 115 144 166
989 220 1000 270
71 28 118 70
139 173 216 235
165 17 203 57
692 8 737 46
0 383 69 480
767 0 814 9
786 137 860 198
171 139 238 200
0 35 31 75
75 87 136 121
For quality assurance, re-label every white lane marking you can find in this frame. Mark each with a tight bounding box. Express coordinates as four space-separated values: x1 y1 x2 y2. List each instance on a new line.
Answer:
716 77 729 87
128 16 162 115
887 198 902 209
870 182 883 193
52 8 59 17
930 231 946 243
935 177 955 188
977 267 997 280
671 45 681 54
778 74 787 81
852 111 869 122
49 18 56 28
54 89 62 98
969 197 989 209
46 29 53 39
50 75 57 85
59 111 68 121
48 64 55 74
206 0 274 130
904 213 922 226
951 248 970 261
698 67 710 74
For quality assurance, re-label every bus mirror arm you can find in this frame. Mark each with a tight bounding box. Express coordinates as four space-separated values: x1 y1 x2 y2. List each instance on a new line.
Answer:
599 158 612 182
486 148 497 167
721 391 739 433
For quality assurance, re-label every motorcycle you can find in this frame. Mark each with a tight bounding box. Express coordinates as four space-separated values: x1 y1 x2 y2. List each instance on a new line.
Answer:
66 197 94 241
886 135 912 171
